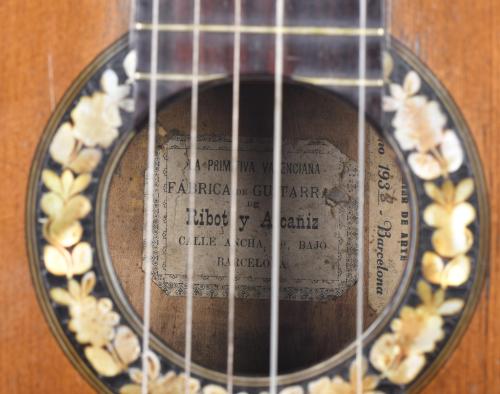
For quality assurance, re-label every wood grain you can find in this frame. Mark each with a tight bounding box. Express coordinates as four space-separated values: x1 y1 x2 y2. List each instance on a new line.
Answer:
0 0 498 392
0 1 128 393
390 1 500 393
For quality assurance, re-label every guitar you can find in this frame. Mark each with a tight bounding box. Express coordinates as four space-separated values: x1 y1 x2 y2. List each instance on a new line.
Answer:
1 1 498 393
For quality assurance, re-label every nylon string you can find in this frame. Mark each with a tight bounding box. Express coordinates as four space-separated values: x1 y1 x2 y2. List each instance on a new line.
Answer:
226 1 242 393
141 0 160 392
384 0 392 60
355 0 368 393
385 0 392 48
185 1 202 393
270 1 285 394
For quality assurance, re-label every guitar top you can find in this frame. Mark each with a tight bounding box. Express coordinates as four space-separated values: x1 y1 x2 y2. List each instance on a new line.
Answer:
1 1 499 393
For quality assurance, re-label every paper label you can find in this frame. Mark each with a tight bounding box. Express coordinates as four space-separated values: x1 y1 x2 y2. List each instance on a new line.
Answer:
145 134 409 303
366 132 411 312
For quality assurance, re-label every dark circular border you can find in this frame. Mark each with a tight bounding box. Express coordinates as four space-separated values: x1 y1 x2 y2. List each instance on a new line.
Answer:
26 35 488 394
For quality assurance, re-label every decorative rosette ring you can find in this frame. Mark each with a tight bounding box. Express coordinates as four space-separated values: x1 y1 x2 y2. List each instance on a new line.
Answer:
26 38 488 393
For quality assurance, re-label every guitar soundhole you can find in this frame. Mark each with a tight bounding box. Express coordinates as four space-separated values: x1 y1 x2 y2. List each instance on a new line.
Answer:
106 80 413 376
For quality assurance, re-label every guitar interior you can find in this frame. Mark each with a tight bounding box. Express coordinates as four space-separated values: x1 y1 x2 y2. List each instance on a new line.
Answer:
106 80 412 376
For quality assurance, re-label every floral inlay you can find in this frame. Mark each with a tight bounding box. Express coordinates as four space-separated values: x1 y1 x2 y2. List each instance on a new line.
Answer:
37 48 477 393
383 71 463 180
365 67 475 387
308 359 382 394
423 179 475 258
42 51 145 381
120 352 201 394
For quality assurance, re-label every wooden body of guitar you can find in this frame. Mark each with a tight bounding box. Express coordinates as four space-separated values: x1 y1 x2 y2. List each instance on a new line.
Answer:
1 1 498 392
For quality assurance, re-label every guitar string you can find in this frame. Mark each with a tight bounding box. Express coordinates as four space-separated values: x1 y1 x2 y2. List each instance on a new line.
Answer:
270 1 285 393
141 0 160 392
226 1 242 393
385 0 392 49
185 1 202 393
129 0 136 38
141 2 372 393
355 0 368 392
